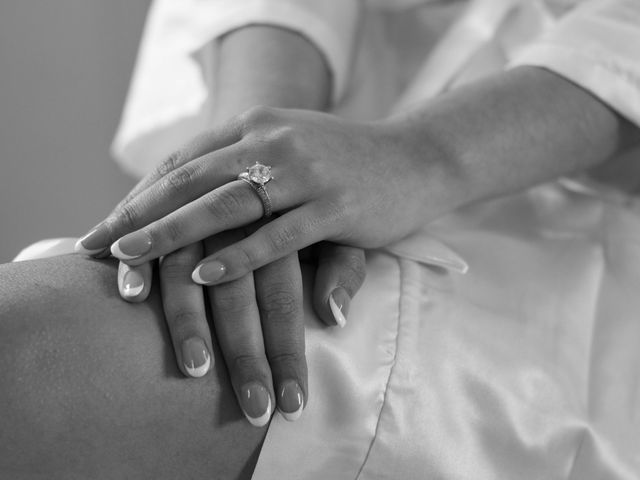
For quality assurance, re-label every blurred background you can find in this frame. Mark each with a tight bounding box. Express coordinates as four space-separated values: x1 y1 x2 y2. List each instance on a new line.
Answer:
0 1 151 262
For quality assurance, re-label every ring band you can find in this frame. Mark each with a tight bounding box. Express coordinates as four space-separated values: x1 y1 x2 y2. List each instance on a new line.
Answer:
238 163 273 218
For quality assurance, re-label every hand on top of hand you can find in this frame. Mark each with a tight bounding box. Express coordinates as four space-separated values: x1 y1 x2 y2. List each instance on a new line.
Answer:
75 106 453 287
114 236 365 426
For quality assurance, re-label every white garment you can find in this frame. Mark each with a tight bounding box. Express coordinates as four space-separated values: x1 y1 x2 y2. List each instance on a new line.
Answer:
104 1 640 478
112 0 640 178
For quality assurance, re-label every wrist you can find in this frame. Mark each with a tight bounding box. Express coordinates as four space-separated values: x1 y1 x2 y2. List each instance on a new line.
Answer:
378 114 472 225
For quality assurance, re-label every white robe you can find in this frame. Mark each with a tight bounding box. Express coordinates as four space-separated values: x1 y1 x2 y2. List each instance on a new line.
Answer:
21 1 640 478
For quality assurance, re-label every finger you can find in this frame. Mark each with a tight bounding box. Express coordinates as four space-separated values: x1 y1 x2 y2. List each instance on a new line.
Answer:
125 120 243 198
117 261 153 303
192 203 337 285
205 231 274 427
159 242 213 378
254 252 306 421
109 178 312 266
312 244 366 328
74 122 243 256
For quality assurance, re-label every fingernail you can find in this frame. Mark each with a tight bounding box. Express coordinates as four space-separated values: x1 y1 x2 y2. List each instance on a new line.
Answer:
75 224 110 255
239 382 272 427
192 261 226 285
121 267 144 298
329 288 350 328
278 380 304 421
111 231 152 260
181 337 211 378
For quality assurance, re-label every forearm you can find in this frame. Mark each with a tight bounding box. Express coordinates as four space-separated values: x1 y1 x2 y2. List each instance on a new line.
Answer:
214 25 331 121
392 66 640 216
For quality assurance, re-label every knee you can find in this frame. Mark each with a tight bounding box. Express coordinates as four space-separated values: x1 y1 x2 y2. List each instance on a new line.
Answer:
0 255 264 478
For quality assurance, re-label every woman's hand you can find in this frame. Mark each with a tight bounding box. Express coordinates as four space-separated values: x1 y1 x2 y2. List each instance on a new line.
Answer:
114 232 366 426
77 66 640 289
75 107 455 285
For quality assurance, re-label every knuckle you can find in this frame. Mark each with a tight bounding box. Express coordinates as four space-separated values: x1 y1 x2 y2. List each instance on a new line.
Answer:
260 288 299 322
119 203 139 231
241 105 278 131
266 126 299 154
266 225 299 255
339 253 367 289
162 164 200 198
321 194 350 226
160 256 193 279
157 150 183 177
210 281 253 315
230 353 266 378
167 310 202 338
267 351 306 376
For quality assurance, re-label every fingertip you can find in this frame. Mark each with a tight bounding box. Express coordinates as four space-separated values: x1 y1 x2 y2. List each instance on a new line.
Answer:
111 239 137 261
181 337 212 378
239 383 273 427
75 224 111 255
277 380 305 422
328 288 349 328
74 237 107 257
118 262 151 302
192 261 226 285
191 264 205 284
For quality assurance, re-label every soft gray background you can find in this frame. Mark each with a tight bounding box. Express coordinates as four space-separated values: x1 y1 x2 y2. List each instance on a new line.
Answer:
0 1 151 262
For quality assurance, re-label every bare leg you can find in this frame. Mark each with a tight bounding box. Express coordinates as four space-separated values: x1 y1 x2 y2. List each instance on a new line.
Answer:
0 254 266 479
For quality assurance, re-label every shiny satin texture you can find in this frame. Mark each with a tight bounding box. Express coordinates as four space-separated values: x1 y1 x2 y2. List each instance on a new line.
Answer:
253 181 640 479
104 0 640 477
16 180 640 478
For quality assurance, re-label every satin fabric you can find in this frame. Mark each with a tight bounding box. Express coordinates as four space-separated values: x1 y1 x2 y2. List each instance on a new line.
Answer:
111 0 640 177
253 181 640 479
15 182 640 478
96 0 640 477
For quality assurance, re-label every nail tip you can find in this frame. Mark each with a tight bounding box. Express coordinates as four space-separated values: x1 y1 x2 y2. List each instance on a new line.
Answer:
329 295 347 328
192 261 226 285
184 353 211 378
244 396 272 427
279 403 304 422
74 239 105 256
191 265 206 285
111 241 138 261
123 284 144 298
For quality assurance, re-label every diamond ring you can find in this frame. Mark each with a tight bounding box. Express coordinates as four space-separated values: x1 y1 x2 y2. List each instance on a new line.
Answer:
238 162 274 218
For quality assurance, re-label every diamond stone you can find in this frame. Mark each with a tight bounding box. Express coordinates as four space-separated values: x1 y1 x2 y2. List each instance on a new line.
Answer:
247 163 272 185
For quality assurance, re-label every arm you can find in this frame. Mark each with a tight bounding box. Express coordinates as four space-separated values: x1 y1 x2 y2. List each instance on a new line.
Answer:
391 65 640 218
80 64 640 284
214 25 331 119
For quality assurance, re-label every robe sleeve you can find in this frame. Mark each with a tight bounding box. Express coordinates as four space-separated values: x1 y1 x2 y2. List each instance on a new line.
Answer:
510 0 640 128
112 0 360 178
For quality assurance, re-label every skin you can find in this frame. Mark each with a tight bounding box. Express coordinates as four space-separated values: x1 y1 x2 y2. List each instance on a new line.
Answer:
103 26 367 425
0 254 265 479
83 66 639 282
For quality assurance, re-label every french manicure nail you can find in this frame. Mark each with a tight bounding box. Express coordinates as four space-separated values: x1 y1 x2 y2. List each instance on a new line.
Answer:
192 261 226 285
278 380 304 421
122 268 144 297
111 231 152 260
75 224 110 255
329 287 350 328
239 382 272 427
181 337 211 378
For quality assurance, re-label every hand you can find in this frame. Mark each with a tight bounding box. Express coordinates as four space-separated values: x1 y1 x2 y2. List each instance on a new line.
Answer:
115 232 366 426
75 106 454 285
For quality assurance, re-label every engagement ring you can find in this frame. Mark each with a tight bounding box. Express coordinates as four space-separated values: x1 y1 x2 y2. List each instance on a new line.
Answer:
238 162 273 218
